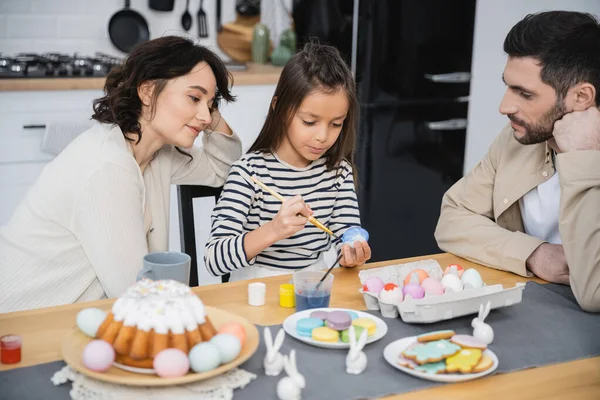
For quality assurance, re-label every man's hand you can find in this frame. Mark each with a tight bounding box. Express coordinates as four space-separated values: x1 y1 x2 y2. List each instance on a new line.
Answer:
526 243 570 285
553 107 600 152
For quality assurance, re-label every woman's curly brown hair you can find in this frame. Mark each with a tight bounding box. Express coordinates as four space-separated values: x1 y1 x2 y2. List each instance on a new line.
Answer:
92 36 235 143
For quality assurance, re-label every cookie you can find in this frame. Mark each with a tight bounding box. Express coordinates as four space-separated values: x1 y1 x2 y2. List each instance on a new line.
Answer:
397 342 419 368
472 354 494 373
296 317 324 337
340 325 366 343
403 340 461 364
450 334 488 350
311 326 339 343
445 348 483 374
413 361 447 374
326 311 352 331
352 318 377 336
417 330 456 343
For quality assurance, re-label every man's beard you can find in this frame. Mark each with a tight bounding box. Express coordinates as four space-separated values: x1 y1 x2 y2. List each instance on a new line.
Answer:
510 100 567 145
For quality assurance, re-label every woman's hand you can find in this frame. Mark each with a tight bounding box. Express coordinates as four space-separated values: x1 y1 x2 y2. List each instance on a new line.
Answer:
268 195 313 241
207 109 233 136
339 241 372 267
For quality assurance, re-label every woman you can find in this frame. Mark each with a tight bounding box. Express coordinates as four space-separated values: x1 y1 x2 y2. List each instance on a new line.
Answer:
0 36 242 313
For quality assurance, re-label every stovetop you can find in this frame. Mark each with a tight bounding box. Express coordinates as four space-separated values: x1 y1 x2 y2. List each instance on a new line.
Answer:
0 53 122 78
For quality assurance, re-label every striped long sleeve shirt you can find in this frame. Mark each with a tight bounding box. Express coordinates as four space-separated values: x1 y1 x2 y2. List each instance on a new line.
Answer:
204 151 361 277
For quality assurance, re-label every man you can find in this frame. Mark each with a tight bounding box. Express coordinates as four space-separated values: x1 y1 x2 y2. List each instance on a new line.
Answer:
435 11 600 312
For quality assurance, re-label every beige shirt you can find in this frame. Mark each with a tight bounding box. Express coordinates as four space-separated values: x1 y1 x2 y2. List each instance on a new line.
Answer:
435 124 600 312
0 122 242 313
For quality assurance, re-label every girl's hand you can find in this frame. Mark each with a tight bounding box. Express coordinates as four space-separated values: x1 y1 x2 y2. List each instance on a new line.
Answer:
339 241 372 267
268 195 313 241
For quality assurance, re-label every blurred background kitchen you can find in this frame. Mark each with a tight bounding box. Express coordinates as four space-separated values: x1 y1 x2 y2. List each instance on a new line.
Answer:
1 0 599 286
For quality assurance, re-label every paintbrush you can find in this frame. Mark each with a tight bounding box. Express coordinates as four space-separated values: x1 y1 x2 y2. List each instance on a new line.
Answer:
316 252 343 290
249 176 342 242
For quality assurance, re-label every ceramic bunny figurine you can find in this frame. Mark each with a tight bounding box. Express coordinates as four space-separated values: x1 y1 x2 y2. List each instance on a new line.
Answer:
264 327 286 376
472 301 494 344
277 350 305 400
346 326 368 374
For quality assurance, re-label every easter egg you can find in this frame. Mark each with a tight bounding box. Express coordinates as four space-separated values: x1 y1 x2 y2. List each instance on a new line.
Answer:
420 277 444 295
379 282 404 304
82 340 114 372
441 273 464 292
444 264 465 278
210 333 242 363
461 268 484 289
403 269 429 286
218 322 246 345
363 276 385 294
342 226 370 247
153 349 189 378
76 308 107 338
402 283 425 299
189 342 221 373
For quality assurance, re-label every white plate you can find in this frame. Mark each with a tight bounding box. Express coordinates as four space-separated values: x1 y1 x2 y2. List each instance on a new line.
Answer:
113 362 156 375
282 308 388 349
383 336 499 382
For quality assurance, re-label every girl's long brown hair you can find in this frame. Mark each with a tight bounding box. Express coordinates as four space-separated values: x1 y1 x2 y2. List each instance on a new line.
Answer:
248 41 358 173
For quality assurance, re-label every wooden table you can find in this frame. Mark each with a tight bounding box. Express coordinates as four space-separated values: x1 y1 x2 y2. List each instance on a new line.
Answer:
1 253 599 399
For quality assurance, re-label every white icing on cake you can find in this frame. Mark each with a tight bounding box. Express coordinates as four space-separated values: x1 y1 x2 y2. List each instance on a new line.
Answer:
112 279 206 334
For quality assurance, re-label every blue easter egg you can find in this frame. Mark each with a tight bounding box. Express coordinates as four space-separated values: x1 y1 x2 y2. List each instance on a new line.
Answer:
210 333 242 363
189 342 221 373
342 227 369 244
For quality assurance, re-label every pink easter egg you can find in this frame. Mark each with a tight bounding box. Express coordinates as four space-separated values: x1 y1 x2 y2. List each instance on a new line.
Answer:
82 340 115 372
363 276 385 294
402 283 425 299
421 277 444 295
153 349 190 378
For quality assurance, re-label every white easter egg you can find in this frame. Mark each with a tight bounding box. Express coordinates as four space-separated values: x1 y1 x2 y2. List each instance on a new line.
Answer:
441 274 464 292
76 308 107 338
210 333 242 363
461 268 484 289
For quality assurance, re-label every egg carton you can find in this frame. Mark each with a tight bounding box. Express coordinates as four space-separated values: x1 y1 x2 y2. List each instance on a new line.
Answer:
358 259 525 324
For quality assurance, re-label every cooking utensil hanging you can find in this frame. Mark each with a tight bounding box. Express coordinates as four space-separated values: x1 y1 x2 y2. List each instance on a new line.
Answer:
181 0 192 31
108 0 150 53
197 0 209 38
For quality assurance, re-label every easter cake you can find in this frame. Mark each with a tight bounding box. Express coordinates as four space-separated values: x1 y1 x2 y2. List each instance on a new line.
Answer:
95 279 217 368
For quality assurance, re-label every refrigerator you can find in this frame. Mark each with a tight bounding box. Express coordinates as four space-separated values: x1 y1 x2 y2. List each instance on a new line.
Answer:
293 0 477 261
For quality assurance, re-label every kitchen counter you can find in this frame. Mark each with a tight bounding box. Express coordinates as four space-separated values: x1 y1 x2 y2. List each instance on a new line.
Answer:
0 62 283 92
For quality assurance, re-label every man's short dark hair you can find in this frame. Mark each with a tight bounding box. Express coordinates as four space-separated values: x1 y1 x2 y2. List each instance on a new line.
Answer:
504 11 600 104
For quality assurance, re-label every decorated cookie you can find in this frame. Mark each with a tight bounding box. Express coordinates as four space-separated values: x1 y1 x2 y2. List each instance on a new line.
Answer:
403 340 461 364
445 348 483 374
397 342 419 368
296 317 324 337
397 355 418 369
311 326 339 343
351 318 377 336
413 361 447 374
417 330 456 343
450 334 488 350
472 354 494 373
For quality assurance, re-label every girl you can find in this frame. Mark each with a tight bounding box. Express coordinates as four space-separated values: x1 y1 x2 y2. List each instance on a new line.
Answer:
205 42 371 281
0 36 242 312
